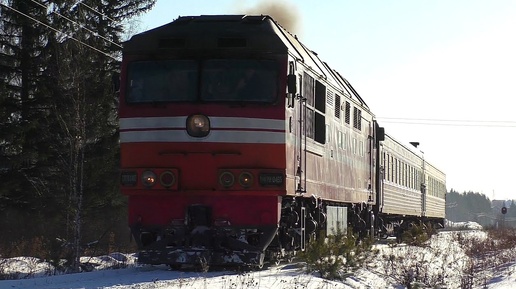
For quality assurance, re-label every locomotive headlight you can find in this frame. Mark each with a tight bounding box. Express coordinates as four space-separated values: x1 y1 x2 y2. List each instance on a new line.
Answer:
160 171 176 187
186 114 210 137
142 170 157 187
219 171 235 188
239 172 254 188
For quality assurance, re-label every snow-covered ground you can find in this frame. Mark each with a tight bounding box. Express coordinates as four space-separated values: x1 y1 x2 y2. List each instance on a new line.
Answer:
1 225 515 289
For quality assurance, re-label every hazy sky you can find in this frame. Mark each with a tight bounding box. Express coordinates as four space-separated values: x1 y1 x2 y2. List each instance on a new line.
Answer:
136 0 516 201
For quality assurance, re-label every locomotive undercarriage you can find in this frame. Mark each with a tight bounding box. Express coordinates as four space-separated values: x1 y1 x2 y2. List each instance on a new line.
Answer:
131 197 382 268
134 225 278 268
131 205 278 268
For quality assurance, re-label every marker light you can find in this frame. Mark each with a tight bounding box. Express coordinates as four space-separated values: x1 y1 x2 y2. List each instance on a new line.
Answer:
239 172 253 188
160 171 176 187
142 170 157 187
219 171 235 188
186 114 210 137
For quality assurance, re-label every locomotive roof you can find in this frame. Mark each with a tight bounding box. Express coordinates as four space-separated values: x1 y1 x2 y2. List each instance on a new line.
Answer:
124 14 368 108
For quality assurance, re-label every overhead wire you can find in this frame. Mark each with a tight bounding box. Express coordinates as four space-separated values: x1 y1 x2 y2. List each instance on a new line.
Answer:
376 117 516 128
72 0 115 23
30 0 122 49
0 2 118 60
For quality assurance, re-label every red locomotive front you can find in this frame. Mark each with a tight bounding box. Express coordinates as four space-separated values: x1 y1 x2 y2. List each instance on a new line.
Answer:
119 15 386 269
119 15 292 267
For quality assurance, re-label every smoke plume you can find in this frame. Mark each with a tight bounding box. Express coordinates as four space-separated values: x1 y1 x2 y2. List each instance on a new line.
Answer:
232 0 301 35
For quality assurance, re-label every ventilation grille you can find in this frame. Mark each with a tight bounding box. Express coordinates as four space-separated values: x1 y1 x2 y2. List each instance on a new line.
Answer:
326 89 334 106
334 94 341 119
344 101 351 124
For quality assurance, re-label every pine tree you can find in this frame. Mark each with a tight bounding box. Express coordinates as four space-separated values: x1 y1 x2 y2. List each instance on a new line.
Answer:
0 0 54 220
0 0 156 268
41 0 156 271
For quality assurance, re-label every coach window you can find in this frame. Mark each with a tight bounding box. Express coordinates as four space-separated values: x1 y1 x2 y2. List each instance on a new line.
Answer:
410 166 415 189
389 154 393 181
396 159 401 185
384 153 388 181
385 154 389 181
401 162 404 187
404 163 407 187
400 161 403 185
389 155 393 182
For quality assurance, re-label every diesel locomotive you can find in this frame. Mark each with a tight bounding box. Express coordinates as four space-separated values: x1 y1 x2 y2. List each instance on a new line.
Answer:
119 15 446 268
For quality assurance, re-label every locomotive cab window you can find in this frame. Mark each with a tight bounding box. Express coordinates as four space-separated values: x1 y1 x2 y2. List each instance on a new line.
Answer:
126 59 279 104
201 59 279 103
126 60 198 103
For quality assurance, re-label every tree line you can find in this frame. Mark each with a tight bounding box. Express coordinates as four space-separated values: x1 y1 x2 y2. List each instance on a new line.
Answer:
446 189 516 228
0 0 155 272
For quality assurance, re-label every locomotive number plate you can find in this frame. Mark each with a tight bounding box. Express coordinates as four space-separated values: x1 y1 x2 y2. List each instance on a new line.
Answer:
259 173 284 186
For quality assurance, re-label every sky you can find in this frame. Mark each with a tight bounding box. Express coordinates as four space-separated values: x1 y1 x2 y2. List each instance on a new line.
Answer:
135 0 516 201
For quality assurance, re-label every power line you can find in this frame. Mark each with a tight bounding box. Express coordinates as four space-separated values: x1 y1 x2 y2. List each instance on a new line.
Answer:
72 0 115 23
376 117 516 128
0 3 117 60
30 0 122 49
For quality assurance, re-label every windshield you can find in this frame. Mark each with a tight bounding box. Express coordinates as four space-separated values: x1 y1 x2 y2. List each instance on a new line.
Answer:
125 59 278 103
200 59 278 102
127 60 198 103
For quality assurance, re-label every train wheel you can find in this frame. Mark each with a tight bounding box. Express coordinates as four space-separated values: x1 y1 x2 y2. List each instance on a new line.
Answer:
197 257 209 272
286 253 294 263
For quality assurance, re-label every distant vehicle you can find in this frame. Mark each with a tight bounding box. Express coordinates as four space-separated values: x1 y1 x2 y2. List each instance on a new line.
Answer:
119 15 446 269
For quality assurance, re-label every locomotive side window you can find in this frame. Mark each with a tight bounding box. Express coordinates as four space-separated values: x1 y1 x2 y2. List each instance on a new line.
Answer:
127 60 198 103
306 108 315 139
315 80 326 113
301 72 326 144
201 59 278 102
303 72 315 106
